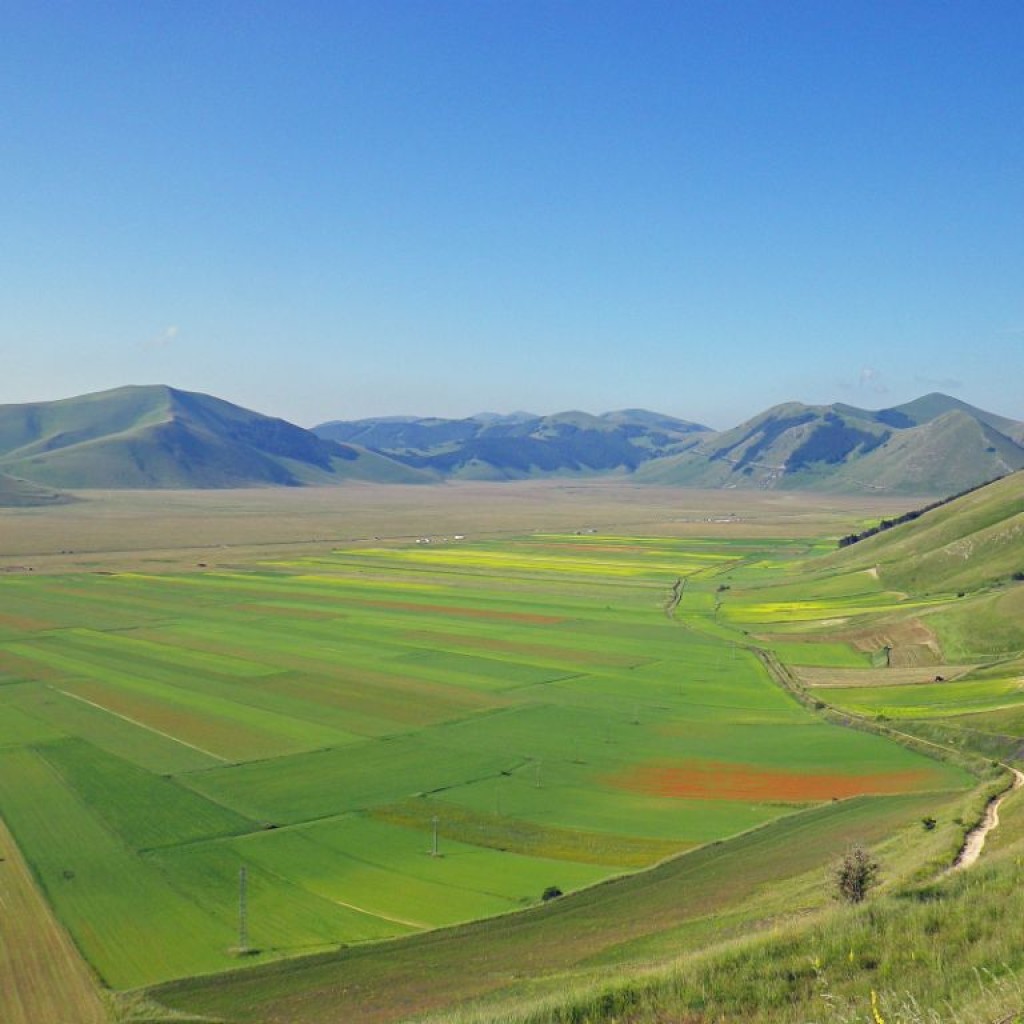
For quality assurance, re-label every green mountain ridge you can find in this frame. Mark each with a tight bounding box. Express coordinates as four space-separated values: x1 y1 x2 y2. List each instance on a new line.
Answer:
633 394 1024 494
0 386 428 489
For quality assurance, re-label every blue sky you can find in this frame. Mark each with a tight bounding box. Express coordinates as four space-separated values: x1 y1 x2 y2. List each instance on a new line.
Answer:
3 1 1022 429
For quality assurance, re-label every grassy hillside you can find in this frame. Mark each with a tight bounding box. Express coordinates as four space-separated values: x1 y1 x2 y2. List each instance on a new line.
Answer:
825 470 1024 593
815 410 1024 494
636 396 1024 494
0 386 427 488
885 391 1024 442
0 472 71 507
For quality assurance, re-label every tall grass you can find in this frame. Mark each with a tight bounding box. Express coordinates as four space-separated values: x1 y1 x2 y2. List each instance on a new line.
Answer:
426 848 1024 1024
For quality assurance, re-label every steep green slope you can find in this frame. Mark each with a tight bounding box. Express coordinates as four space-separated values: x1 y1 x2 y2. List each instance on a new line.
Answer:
826 470 1024 593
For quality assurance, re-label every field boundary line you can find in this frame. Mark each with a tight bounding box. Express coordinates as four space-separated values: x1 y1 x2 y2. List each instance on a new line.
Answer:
54 686 229 762
329 897 428 930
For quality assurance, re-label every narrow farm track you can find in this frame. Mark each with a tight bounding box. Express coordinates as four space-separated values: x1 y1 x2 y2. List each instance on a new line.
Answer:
953 766 1024 870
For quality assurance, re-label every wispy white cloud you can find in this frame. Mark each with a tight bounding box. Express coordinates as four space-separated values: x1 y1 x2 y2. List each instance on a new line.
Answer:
858 366 889 394
141 325 179 351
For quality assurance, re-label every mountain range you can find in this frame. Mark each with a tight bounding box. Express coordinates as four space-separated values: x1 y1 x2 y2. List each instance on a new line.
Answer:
315 407 709 478
1 386 1022 503
318 393 1024 493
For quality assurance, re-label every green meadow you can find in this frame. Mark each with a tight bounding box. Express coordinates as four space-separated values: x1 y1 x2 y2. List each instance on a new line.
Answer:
0 526 979 1002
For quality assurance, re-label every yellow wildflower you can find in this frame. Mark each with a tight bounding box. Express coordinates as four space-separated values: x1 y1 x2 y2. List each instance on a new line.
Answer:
871 989 886 1024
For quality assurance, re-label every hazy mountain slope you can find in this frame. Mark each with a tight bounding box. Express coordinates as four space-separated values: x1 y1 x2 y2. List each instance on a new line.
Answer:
635 402 891 488
636 397 1024 494
314 416 479 451
881 393 1024 442
0 472 71 507
826 470 1024 593
314 409 710 480
0 386 428 489
814 411 1024 494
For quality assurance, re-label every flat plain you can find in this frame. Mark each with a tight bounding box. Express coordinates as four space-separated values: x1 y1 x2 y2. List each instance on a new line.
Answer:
0 482 998 1022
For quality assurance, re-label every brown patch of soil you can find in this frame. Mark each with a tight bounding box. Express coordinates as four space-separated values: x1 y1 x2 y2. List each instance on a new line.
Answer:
610 758 934 802
839 617 943 668
796 664 976 688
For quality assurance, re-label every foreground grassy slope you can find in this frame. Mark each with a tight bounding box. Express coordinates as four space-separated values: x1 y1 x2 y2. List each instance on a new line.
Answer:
428 845 1024 1024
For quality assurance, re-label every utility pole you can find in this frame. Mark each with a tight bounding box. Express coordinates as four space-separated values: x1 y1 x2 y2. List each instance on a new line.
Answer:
238 865 249 954
431 815 440 857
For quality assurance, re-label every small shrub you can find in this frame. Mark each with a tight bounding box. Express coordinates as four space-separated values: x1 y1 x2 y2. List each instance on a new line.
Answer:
542 886 563 902
833 845 880 904
922 816 937 831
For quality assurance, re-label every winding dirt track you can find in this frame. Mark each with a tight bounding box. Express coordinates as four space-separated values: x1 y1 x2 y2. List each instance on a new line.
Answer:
953 766 1024 870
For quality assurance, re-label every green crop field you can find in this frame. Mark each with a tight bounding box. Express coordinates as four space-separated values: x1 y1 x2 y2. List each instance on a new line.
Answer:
0 519 977 1003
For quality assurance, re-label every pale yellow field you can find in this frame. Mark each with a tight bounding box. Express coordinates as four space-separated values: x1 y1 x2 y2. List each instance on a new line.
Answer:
0 816 108 1024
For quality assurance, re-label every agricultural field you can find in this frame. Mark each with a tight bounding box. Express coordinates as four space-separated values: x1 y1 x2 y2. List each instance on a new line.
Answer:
0 815 107 1024
0 490 981 1017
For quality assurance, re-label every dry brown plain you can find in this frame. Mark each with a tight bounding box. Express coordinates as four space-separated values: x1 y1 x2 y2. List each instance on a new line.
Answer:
0 481 917 574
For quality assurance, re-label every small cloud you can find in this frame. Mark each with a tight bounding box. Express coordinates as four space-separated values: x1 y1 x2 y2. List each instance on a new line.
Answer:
142 325 179 351
914 374 962 391
858 367 889 394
